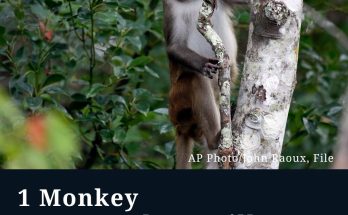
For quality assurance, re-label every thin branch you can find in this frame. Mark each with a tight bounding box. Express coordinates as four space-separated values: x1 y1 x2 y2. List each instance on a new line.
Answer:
89 0 96 87
197 0 233 169
303 3 348 51
68 0 90 59
68 0 83 41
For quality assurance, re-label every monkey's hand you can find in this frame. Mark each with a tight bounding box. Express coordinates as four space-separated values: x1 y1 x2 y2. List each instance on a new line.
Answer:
201 58 221 79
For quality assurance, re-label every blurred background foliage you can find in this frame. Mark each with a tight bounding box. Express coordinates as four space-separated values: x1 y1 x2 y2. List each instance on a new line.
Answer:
0 0 347 169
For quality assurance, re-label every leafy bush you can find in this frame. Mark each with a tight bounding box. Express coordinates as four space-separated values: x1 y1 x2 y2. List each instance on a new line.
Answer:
0 0 173 169
0 90 79 168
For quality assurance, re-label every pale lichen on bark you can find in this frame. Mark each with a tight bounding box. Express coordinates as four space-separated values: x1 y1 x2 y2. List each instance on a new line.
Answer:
196 0 303 169
264 1 290 26
197 0 233 169
232 0 303 169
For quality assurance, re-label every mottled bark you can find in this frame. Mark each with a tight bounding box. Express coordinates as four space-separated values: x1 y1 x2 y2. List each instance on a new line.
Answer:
232 0 303 169
227 1 348 52
333 91 348 169
197 0 233 169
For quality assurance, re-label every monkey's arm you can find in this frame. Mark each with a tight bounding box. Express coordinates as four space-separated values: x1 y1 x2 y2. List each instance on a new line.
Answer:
167 44 221 79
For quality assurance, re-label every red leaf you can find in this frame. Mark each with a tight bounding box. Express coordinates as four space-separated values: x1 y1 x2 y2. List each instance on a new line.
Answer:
26 115 47 151
38 21 54 42
44 31 53 42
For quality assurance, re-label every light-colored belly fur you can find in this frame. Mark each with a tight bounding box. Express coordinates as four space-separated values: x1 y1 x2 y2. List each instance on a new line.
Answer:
171 0 237 61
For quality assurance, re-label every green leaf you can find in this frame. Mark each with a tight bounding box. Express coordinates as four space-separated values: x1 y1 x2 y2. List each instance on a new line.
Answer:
133 88 151 99
43 74 66 87
14 8 24 20
46 112 80 168
86 83 106 98
159 123 172 134
126 36 142 52
132 88 152 115
77 7 91 19
69 93 88 111
128 56 152 69
111 56 124 66
0 90 25 129
302 117 316 135
0 37 5 46
44 0 63 10
42 86 68 96
153 108 168 115
134 101 150 115
112 65 126 78
71 93 87 102
30 4 49 20
145 66 159 78
113 128 126 143
111 116 123 130
14 79 34 96
110 95 127 107
142 160 161 169
0 26 5 35
25 97 43 111
327 106 343 117
15 47 24 59
154 145 172 160
100 129 114 143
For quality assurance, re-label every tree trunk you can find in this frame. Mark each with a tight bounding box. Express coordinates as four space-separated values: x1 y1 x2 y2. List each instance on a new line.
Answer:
232 0 303 169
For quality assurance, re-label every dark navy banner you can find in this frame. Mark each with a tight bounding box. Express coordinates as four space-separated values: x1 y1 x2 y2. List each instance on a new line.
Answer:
0 171 347 215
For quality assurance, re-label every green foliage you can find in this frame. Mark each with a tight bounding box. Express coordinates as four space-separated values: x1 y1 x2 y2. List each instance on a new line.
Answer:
0 0 347 169
280 0 348 169
0 0 173 169
0 90 79 168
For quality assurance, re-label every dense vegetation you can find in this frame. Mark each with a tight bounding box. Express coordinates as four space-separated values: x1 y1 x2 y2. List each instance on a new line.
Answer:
0 0 347 169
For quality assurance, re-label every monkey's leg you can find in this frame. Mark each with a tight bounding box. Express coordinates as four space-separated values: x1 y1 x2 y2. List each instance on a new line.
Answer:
206 150 219 169
194 88 221 150
201 138 219 169
190 78 220 169
175 135 194 169
202 120 220 169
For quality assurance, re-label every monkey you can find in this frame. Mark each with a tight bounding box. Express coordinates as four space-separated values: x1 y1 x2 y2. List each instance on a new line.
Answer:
163 0 238 169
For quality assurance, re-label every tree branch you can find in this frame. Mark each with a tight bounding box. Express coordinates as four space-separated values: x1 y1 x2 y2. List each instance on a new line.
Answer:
197 0 233 169
303 3 348 51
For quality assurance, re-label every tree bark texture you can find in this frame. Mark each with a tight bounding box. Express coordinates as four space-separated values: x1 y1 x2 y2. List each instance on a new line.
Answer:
197 0 233 169
232 0 303 169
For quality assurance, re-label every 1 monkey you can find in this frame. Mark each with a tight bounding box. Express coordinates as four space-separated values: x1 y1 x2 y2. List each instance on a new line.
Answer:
163 0 238 169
